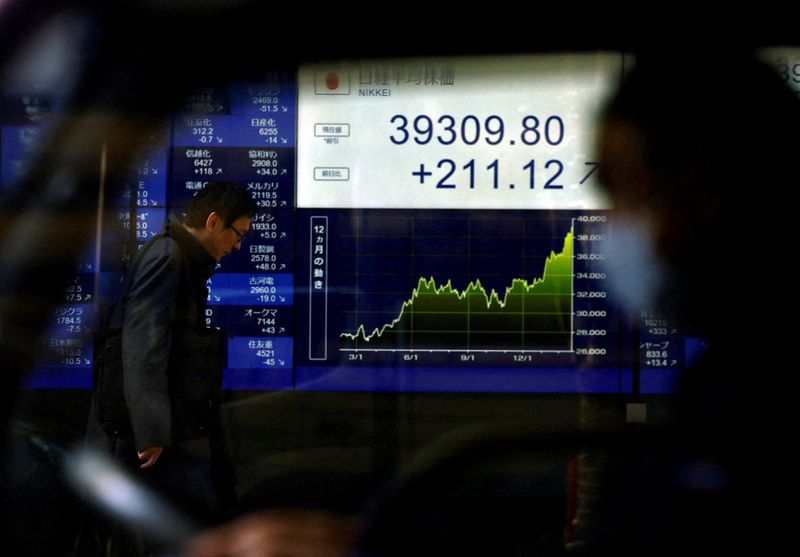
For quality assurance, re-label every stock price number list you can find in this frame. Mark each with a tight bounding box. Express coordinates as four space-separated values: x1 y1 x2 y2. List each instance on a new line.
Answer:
207 272 294 387
639 311 682 369
120 154 168 208
209 209 295 386
41 304 91 369
390 114 599 191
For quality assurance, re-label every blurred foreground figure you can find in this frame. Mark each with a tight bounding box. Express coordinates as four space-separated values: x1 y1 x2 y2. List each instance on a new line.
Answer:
574 52 800 555
185 511 360 557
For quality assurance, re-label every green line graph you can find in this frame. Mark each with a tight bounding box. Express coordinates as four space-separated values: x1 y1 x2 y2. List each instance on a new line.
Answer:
341 227 574 351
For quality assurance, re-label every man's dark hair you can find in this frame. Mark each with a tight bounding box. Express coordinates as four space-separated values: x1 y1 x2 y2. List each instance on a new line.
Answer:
184 181 257 229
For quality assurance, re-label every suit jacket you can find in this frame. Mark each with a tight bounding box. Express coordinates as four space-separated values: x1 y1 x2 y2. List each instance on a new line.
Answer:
110 214 222 450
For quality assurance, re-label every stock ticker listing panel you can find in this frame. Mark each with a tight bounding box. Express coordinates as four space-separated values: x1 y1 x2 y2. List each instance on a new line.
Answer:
3 51 728 393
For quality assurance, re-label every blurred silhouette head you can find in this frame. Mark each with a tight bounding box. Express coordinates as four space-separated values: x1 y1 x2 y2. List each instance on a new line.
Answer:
599 52 800 337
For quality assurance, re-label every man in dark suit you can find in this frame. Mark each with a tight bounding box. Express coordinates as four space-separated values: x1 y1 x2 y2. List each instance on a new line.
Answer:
89 181 256 518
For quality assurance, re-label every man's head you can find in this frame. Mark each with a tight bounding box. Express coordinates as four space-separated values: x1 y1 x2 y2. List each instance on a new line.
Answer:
598 53 800 335
183 181 257 262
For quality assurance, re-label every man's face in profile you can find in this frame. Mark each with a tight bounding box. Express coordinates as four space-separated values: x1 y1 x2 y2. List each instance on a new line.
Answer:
206 213 252 262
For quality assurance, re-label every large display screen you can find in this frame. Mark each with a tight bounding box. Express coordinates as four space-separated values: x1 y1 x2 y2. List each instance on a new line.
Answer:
1 52 726 394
